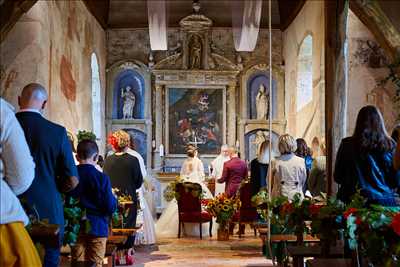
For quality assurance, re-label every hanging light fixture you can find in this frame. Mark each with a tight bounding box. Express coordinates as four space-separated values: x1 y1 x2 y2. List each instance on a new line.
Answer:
147 0 168 51
232 0 262 52
267 0 275 265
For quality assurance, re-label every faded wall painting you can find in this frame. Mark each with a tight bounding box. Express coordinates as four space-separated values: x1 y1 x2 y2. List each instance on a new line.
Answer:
167 87 224 155
247 73 277 120
123 128 147 164
245 129 279 161
112 69 145 120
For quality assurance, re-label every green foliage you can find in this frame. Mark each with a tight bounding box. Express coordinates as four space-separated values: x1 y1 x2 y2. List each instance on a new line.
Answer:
63 195 90 246
380 56 400 119
76 130 97 143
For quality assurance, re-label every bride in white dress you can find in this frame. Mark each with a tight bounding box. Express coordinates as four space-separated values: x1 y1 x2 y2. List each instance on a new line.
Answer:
156 148 215 238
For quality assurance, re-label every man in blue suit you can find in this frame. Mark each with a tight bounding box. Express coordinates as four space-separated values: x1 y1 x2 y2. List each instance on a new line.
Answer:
16 83 79 267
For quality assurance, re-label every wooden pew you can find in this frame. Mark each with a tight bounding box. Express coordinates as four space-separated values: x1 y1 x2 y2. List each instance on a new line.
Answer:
29 223 60 248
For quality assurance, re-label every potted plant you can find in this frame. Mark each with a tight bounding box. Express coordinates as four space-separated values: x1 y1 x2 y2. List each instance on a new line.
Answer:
206 193 241 241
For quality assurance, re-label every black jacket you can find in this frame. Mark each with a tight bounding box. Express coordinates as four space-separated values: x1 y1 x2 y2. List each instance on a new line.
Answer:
334 137 400 206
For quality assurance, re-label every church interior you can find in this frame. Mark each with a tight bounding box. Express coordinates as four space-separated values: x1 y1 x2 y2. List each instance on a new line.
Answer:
1 0 400 266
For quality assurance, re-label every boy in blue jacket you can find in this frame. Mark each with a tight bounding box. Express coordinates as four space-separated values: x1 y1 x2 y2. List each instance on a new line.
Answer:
71 140 117 266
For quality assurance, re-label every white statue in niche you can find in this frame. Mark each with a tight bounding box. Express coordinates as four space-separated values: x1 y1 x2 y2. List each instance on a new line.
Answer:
121 86 136 119
255 84 269 120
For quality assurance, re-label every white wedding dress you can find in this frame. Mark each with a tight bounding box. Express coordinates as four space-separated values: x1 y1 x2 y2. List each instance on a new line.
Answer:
123 148 156 245
155 157 216 238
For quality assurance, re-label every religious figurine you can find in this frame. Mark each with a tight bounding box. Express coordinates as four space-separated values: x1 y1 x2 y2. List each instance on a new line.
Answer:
255 84 269 120
189 35 202 69
121 86 136 119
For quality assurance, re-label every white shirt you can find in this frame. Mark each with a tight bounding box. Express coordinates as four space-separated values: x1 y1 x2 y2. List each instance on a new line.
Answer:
1 99 36 225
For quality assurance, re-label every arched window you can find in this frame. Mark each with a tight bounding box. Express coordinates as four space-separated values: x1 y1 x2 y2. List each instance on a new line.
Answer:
91 53 102 140
297 35 313 111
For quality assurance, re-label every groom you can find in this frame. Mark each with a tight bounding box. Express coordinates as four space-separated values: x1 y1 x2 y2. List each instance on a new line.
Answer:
217 146 248 198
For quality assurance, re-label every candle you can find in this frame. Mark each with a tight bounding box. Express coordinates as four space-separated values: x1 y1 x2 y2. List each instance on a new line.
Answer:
152 140 156 148
235 140 239 148
159 144 164 157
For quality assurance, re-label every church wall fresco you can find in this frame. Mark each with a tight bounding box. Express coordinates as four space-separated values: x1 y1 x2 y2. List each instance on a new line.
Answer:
283 0 325 145
347 10 398 135
0 0 107 151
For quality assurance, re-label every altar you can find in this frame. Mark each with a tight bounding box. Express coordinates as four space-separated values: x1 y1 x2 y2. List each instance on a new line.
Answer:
105 5 285 214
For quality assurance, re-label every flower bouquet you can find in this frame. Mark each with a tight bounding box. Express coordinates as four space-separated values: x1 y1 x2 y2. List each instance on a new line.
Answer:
206 193 241 241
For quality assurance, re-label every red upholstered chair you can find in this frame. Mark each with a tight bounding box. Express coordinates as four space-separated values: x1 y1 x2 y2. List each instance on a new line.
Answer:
231 180 258 237
175 182 213 239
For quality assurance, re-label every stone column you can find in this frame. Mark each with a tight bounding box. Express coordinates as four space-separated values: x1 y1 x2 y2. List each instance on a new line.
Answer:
226 83 237 146
325 0 349 196
154 84 164 170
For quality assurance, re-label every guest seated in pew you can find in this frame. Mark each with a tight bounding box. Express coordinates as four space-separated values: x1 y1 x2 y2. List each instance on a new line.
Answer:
71 140 117 267
334 105 400 206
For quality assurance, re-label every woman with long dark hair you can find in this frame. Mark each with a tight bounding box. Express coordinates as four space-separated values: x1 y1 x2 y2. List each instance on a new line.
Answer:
334 105 400 206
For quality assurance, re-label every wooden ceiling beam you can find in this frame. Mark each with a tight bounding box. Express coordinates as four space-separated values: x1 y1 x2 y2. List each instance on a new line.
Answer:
82 0 110 29
0 0 38 43
278 0 306 31
349 0 400 61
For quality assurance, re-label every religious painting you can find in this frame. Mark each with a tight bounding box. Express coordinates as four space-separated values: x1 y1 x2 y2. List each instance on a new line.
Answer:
247 73 277 120
167 87 225 155
245 129 279 161
112 69 145 120
123 128 147 164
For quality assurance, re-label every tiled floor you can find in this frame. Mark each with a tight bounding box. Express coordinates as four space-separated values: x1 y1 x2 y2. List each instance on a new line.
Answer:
133 234 273 267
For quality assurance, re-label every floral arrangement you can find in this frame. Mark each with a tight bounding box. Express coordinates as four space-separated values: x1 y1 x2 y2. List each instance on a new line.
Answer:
76 130 97 143
344 202 400 266
111 188 138 228
253 189 400 264
251 188 269 221
206 193 241 229
163 177 182 202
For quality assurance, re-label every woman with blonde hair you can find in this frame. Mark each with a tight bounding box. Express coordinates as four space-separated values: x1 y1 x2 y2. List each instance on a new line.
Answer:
270 134 307 200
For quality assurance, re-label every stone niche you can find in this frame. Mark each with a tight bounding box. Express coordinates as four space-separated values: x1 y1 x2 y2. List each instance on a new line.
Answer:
106 59 152 165
238 63 286 161
152 8 241 171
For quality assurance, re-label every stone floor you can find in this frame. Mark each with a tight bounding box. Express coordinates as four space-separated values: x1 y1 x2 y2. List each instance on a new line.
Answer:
133 234 273 267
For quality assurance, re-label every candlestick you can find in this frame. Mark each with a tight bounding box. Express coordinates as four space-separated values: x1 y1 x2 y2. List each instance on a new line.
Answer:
159 144 164 157
235 140 239 148
152 140 156 148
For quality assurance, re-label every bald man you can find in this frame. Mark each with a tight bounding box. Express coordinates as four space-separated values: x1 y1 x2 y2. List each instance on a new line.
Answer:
16 83 78 267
